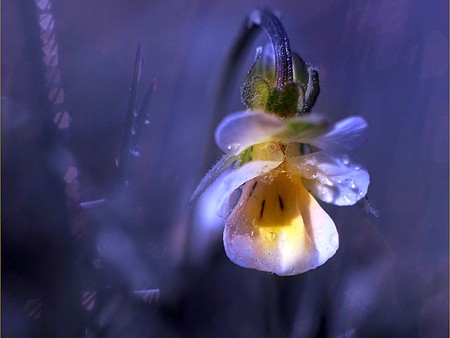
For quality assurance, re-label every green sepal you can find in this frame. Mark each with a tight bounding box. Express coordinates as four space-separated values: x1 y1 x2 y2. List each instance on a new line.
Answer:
292 52 309 86
292 52 320 113
303 67 320 113
242 75 271 110
238 146 253 165
189 154 238 206
296 83 306 113
241 50 271 110
266 82 301 118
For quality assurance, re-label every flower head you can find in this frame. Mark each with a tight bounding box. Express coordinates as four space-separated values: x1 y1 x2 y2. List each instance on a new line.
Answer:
210 110 370 275
191 9 371 276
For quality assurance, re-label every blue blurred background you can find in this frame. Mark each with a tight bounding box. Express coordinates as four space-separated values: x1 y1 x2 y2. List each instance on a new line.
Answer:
2 0 448 337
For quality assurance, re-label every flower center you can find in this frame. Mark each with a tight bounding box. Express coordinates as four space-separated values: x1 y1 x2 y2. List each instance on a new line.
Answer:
251 141 285 162
250 141 303 163
225 162 315 260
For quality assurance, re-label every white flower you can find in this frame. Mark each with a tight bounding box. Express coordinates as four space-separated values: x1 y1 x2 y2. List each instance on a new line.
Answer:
202 110 370 276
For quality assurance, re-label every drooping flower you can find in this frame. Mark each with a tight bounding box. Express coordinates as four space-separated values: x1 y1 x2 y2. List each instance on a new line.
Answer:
209 110 370 275
191 9 371 276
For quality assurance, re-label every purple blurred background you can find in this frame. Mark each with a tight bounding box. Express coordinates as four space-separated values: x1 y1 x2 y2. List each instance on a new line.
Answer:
2 0 448 337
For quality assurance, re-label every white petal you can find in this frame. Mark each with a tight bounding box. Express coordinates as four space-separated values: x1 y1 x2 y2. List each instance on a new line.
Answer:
212 160 282 218
272 113 328 142
190 185 226 263
215 111 329 155
307 116 369 150
223 163 338 276
291 150 370 206
215 110 284 155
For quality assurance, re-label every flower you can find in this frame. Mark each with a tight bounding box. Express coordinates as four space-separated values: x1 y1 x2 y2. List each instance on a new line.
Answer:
191 10 371 276
206 110 370 276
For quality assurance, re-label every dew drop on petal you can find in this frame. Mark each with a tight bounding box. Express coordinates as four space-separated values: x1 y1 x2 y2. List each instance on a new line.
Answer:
273 150 284 162
340 155 349 165
302 164 318 180
321 177 335 186
227 143 241 152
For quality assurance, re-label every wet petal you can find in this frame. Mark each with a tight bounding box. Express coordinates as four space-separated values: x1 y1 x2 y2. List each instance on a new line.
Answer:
215 110 328 155
213 160 282 218
307 116 369 150
291 150 370 206
215 110 284 155
223 163 338 276
272 113 328 142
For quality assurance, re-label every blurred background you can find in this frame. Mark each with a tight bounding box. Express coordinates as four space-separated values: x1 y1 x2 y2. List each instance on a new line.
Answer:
2 0 448 337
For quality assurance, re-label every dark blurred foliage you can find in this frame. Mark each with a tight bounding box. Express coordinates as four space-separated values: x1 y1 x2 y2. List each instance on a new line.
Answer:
2 0 448 337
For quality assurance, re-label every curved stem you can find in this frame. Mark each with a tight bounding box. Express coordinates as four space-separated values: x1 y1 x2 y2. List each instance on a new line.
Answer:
214 8 294 120
248 9 293 90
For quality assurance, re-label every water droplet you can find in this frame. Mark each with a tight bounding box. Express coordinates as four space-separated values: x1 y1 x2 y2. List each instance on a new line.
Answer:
250 231 254 237
270 232 276 240
354 165 360 170
273 150 284 161
340 156 349 165
252 218 258 226
227 143 240 152
302 164 318 180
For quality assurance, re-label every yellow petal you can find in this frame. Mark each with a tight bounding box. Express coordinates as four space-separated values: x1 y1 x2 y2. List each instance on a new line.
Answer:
223 162 338 276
